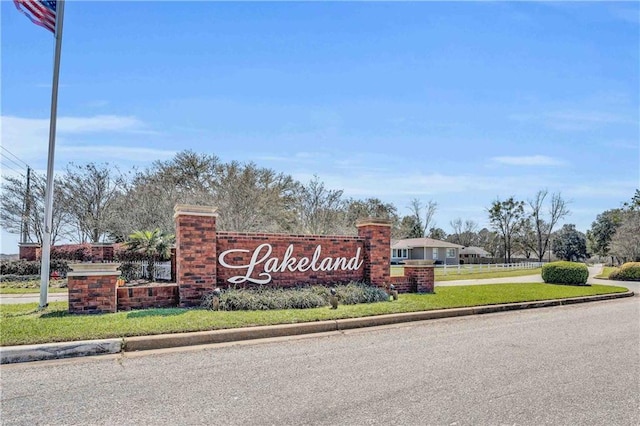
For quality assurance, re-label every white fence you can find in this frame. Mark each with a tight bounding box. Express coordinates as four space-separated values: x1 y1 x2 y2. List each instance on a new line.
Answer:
127 261 172 281
435 262 543 275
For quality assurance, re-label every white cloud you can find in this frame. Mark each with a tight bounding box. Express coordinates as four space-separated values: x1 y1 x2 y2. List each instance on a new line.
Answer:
0 115 166 166
491 155 566 167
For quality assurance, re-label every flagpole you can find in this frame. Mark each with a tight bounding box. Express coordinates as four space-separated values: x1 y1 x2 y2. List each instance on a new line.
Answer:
39 0 65 309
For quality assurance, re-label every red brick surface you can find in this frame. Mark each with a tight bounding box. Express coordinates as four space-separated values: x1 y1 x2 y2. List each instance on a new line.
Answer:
356 224 391 288
117 284 179 311
216 232 366 288
68 274 118 314
91 244 115 262
404 266 435 293
175 214 217 307
18 244 40 261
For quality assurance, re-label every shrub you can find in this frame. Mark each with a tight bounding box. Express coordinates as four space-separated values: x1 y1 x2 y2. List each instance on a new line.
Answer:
0 260 70 277
119 262 143 282
0 274 41 282
1 260 40 275
541 261 589 285
202 282 390 311
50 244 92 261
609 262 640 281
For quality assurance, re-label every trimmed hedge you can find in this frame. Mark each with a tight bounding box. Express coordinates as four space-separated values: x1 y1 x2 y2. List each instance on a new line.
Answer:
0 260 70 276
609 262 640 281
202 282 390 311
541 261 589 285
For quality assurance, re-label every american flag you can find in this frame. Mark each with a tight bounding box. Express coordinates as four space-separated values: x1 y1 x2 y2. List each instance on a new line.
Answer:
13 0 57 34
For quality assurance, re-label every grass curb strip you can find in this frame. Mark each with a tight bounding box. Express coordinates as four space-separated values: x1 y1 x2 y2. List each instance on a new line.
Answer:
1 290 633 364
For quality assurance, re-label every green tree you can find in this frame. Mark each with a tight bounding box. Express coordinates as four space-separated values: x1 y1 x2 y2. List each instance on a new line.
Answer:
487 196 525 263
125 229 174 281
552 224 587 262
587 209 623 260
428 227 447 241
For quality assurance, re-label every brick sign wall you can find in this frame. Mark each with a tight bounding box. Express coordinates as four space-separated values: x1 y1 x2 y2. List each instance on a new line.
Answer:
216 233 366 287
174 205 393 306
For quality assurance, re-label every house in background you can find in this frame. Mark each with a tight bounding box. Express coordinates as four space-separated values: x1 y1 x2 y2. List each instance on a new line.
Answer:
459 246 490 263
391 238 463 265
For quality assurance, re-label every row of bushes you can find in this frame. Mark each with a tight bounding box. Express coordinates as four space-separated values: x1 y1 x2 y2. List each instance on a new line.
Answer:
1 260 70 276
202 282 391 311
22 244 170 262
609 262 640 281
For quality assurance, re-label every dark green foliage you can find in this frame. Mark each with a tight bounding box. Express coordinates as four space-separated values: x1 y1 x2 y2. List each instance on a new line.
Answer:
552 224 588 261
118 262 143 282
609 262 640 281
1 259 69 276
202 282 390 311
0 274 41 282
541 261 589 285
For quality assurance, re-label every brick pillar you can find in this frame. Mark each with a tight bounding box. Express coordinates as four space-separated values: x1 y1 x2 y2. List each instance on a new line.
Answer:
404 265 435 293
91 243 114 262
19 243 41 261
356 218 392 288
67 263 120 314
174 205 218 307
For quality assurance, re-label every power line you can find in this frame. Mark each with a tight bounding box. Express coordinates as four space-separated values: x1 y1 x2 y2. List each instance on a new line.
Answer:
0 161 26 178
0 146 30 168
0 153 29 174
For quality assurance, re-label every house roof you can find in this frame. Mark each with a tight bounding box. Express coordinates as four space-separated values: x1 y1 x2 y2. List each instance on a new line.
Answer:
391 238 463 250
459 246 490 256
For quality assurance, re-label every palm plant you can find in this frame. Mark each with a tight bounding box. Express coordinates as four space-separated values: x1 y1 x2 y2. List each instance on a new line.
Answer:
125 229 174 281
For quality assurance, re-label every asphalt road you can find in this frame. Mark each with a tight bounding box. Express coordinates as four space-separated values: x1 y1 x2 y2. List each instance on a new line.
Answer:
2 294 638 425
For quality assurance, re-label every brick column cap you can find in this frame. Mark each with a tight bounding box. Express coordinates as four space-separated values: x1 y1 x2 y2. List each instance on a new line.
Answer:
355 217 392 227
91 242 114 246
173 204 218 218
403 264 435 269
18 242 41 247
67 263 121 277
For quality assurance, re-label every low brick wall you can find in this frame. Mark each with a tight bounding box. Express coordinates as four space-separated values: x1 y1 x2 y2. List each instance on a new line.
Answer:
68 273 119 314
117 284 179 311
389 276 416 293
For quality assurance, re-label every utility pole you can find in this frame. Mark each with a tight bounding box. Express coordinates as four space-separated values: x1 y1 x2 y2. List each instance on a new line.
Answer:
20 167 32 244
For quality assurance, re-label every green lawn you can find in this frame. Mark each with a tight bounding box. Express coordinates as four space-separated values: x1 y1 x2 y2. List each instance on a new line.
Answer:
391 266 542 281
0 283 628 347
595 267 617 279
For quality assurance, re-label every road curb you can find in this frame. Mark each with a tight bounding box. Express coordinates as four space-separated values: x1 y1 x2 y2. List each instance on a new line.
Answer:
1 291 634 364
0 338 122 364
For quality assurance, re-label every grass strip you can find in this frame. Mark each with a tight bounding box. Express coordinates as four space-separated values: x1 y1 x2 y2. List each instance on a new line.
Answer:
0 283 628 347
434 268 542 281
594 266 617 279
0 287 68 295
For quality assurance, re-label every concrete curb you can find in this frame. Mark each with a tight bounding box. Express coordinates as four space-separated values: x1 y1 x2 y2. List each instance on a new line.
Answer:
0 338 122 364
1 291 634 364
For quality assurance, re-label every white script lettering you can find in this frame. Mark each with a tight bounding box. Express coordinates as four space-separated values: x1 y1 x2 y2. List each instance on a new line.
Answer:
218 244 364 284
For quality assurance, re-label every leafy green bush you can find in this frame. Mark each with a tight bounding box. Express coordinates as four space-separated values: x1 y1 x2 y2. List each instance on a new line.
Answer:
609 262 640 281
541 261 589 285
0 274 41 282
202 282 390 311
119 262 143 282
0 260 70 277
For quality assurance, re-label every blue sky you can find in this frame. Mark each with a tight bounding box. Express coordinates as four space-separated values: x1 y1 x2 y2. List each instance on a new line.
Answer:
1 1 639 253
